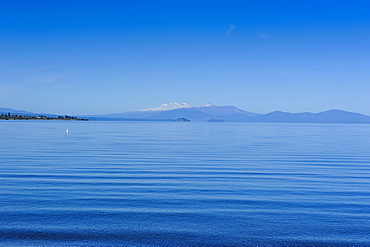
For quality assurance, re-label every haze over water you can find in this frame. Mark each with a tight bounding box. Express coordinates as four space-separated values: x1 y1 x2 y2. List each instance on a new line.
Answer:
1 121 370 246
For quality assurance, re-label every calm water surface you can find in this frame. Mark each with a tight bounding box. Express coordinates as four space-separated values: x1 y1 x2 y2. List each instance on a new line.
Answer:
1 121 370 246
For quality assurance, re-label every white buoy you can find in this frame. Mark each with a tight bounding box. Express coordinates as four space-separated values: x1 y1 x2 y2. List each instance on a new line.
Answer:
66 128 69 133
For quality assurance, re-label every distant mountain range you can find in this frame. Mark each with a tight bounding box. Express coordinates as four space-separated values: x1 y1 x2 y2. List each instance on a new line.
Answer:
0 108 38 116
85 103 370 123
2 103 370 123
0 108 58 118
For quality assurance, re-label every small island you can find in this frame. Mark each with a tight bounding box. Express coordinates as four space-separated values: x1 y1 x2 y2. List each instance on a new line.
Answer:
174 118 190 122
0 113 89 121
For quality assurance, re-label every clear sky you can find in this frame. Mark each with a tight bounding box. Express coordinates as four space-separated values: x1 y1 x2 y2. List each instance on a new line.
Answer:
1 0 369 115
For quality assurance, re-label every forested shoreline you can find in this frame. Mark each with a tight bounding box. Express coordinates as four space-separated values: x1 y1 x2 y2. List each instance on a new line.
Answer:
0 113 88 121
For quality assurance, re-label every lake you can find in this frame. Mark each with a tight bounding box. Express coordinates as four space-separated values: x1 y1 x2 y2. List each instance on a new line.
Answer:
1 121 370 246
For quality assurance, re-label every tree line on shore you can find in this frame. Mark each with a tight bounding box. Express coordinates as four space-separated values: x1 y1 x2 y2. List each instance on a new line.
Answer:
0 113 88 121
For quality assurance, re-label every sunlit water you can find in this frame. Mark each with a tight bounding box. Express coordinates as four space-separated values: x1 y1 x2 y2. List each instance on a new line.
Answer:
1 121 370 246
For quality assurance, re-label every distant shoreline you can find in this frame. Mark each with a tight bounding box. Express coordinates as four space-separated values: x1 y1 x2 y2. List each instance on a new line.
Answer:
0 119 89 121
0 114 89 121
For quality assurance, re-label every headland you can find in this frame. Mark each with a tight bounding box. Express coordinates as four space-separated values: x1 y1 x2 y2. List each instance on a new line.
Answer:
0 113 88 121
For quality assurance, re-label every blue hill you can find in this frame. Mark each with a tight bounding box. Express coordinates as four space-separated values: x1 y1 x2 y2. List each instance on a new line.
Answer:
0 108 37 115
194 105 259 117
148 108 214 120
248 110 370 123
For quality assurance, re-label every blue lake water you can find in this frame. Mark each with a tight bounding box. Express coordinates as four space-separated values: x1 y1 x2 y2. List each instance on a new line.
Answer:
1 121 370 246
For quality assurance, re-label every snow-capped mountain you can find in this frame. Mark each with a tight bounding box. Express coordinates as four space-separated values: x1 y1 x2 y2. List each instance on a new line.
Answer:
195 103 259 117
92 102 259 120
201 103 215 107
139 102 193 112
146 103 259 120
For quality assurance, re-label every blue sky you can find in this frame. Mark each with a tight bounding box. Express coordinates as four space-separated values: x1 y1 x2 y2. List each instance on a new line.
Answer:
1 0 369 115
